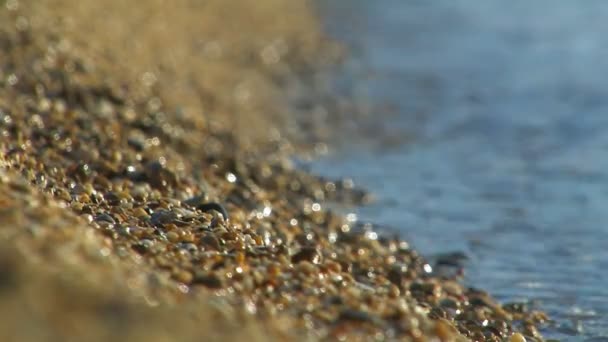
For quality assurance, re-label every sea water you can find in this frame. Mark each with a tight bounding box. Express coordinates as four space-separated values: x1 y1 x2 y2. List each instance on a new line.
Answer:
314 1 608 340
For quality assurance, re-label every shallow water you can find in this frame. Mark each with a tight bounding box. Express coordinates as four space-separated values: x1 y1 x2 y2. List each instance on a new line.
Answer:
315 1 608 340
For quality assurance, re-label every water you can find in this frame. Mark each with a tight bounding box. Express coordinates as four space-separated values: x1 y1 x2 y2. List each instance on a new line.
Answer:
314 1 608 340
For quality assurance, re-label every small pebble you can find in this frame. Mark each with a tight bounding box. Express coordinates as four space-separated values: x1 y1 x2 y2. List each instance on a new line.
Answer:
95 213 115 224
510 332 526 342
166 231 180 243
150 209 177 226
192 271 223 289
197 202 229 220
291 246 322 264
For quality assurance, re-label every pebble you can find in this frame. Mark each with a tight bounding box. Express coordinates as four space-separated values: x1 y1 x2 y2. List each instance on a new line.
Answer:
95 213 115 224
144 160 177 189
200 234 221 251
132 207 149 218
196 202 229 220
192 271 223 288
510 332 527 342
166 231 180 243
132 239 155 255
338 309 380 325
150 209 178 226
173 269 193 284
291 246 322 264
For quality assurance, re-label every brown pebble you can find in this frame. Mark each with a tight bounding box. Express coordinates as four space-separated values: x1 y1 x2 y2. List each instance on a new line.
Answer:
192 271 224 289
523 323 539 338
291 246 322 264
296 261 316 275
267 263 280 278
510 332 526 342
200 234 221 251
388 284 400 298
166 231 179 243
173 269 193 284
325 260 342 273
235 251 245 265
435 319 456 341
133 207 149 218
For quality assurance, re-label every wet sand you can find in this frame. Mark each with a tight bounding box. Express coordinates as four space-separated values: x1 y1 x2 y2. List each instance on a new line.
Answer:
0 1 546 341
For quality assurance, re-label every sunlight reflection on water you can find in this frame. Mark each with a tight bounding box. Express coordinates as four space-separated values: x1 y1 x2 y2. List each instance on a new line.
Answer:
316 1 608 339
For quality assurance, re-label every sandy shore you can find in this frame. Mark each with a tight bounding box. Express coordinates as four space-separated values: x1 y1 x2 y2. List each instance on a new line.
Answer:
0 1 546 341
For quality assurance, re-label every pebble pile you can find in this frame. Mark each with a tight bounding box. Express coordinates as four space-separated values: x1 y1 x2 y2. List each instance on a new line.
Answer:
0 3 547 341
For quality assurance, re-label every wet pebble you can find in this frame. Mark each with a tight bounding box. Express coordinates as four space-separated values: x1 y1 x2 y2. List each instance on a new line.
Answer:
338 309 381 325
192 271 224 289
510 332 527 342
132 239 155 255
143 160 177 189
291 246 322 264
150 209 178 226
95 213 115 224
200 233 221 251
196 202 229 220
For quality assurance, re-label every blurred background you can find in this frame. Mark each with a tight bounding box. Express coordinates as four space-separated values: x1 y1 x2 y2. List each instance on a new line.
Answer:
312 1 608 340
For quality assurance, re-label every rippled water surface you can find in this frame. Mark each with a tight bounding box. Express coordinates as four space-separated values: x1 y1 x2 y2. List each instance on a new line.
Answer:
314 1 608 340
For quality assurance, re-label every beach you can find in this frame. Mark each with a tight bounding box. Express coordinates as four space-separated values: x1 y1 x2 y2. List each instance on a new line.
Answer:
0 1 546 341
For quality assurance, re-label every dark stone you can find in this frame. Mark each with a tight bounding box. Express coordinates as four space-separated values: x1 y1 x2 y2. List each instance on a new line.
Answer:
502 302 529 313
131 243 148 255
192 272 224 289
150 209 177 226
95 213 116 224
67 162 92 181
291 246 321 264
199 234 221 251
387 264 407 288
143 160 177 189
337 309 381 325
103 191 121 205
196 202 229 220
184 195 208 207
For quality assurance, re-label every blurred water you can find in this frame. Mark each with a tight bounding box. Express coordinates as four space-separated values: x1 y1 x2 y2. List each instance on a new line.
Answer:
314 1 608 340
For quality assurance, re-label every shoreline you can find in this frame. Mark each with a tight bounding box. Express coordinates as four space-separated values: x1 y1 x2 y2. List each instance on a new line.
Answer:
1 1 546 341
